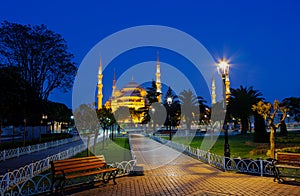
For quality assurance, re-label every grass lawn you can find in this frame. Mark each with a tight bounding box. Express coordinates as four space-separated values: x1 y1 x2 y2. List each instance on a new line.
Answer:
75 137 132 163
163 131 300 159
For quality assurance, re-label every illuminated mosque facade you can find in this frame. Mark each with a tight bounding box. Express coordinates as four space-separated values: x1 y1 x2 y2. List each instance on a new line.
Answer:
97 54 217 124
97 55 162 123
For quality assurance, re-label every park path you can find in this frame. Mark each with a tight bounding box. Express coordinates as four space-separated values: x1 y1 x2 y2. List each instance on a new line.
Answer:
70 133 300 196
0 138 84 175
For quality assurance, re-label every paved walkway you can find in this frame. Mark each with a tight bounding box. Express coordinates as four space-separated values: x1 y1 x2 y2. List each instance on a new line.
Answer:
72 135 300 196
0 138 84 175
70 134 300 196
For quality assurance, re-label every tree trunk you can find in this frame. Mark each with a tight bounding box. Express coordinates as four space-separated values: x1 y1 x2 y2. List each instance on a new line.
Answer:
240 117 248 134
0 122 2 145
102 129 105 150
87 135 91 156
93 130 99 155
253 113 268 143
280 121 287 136
270 126 276 159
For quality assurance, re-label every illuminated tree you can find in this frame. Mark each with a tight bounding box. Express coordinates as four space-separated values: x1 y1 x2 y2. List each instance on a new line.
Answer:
252 100 288 158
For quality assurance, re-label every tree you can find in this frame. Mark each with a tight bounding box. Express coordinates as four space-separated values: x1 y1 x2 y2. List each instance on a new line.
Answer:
197 96 209 124
163 87 181 129
252 100 288 158
281 97 300 122
279 119 287 136
45 101 72 132
146 80 161 105
228 86 264 134
97 107 114 150
0 65 45 144
179 89 198 130
114 106 131 125
74 104 99 155
143 81 161 125
253 113 268 142
0 21 77 101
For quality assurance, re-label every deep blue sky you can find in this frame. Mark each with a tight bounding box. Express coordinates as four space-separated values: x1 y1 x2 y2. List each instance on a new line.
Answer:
1 0 300 108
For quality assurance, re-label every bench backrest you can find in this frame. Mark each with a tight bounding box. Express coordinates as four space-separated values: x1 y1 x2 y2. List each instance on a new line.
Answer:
51 155 107 175
276 152 300 167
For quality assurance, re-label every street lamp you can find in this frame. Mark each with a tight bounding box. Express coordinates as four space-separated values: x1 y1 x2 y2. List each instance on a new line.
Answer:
217 59 231 158
167 97 173 140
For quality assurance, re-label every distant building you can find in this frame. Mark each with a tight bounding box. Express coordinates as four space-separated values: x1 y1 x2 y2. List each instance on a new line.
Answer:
97 54 161 123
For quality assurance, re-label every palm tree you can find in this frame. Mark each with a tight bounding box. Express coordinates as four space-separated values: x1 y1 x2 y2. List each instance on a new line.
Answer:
197 96 209 124
228 86 264 134
179 89 198 130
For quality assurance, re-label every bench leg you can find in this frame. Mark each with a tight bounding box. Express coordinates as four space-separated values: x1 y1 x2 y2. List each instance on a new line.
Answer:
112 170 117 185
273 167 284 183
52 177 66 195
102 171 117 185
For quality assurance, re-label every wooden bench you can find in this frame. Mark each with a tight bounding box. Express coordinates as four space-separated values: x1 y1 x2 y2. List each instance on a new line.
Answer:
50 155 118 193
272 152 300 183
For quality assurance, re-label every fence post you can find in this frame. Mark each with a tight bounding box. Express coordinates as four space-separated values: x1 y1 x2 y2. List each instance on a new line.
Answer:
260 159 263 176
223 156 226 172
17 147 19 158
46 156 50 168
3 150 6 161
208 152 211 164
37 144 39 152
30 163 34 178
197 148 199 159
5 172 10 190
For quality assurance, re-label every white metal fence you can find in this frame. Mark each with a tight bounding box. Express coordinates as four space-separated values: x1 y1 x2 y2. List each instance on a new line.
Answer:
0 143 86 194
0 159 136 196
0 136 80 161
0 135 136 196
151 136 274 176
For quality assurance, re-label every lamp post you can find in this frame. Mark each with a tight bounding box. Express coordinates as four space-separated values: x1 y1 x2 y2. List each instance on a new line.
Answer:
41 114 47 143
23 119 26 147
167 97 173 140
151 107 156 133
217 59 231 158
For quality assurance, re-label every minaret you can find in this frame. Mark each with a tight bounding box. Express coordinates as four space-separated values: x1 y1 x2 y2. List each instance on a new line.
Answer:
225 74 230 105
211 77 216 105
156 52 162 102
97 57 103 110
112 68 116 97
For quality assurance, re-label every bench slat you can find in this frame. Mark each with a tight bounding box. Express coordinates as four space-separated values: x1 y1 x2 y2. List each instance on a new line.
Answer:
54 162 106 173
275 164 300 169
54 159 106 168
55 164 107 174
65 168 118 179
53 156 105 164
276 152 300 167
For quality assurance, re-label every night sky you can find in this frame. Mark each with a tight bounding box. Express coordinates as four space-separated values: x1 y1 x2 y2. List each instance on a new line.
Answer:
1 0 300 108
